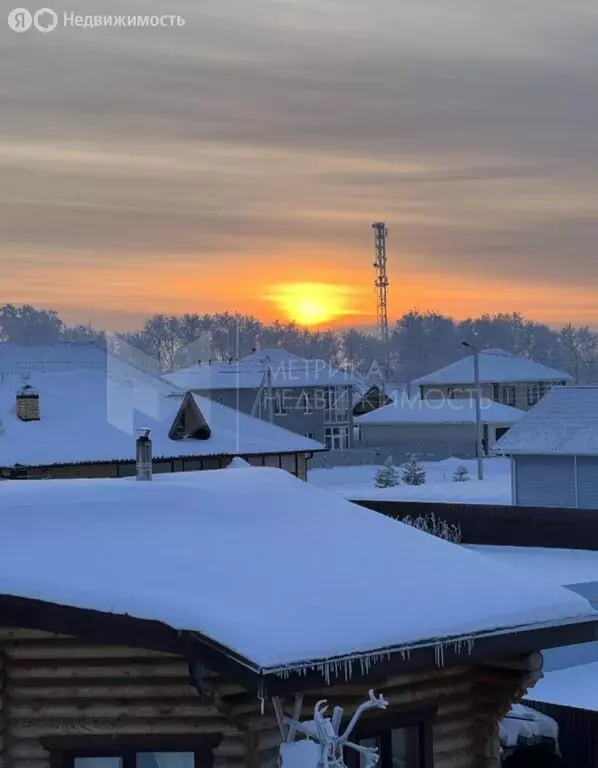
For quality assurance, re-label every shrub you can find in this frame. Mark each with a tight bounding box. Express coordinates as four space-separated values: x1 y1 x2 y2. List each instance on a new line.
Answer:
453 464 470 482
402 512 462 544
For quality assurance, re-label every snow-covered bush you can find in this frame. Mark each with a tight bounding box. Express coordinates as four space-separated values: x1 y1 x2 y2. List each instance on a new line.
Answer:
452 464 470 482
401 455 426 486
402 512 462 544
374 456 399 488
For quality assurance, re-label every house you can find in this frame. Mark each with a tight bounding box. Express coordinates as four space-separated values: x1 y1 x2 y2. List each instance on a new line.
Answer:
0 466 595 768
356 395 523 458
0 356 325 480
414 349 572 411
165 348 363 451
495 386 598 509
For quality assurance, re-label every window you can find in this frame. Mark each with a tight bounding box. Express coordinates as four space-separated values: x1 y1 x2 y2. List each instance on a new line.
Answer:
527 384 540 407
447 387 455 400
325 425 350 450
346 709 434 768
492 383 500 401
51 738 220 768
502 385 516 407
274 390 287 416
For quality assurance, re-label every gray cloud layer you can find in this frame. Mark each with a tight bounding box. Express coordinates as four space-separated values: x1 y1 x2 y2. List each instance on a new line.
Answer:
2 0 598 324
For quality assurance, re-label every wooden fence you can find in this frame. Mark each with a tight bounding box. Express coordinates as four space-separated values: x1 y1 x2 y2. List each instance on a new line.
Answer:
351 499 598 550
525 700 598 768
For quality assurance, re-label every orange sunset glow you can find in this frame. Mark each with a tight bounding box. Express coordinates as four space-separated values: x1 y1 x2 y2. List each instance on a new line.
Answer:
265 283 365 327
2 0 598 331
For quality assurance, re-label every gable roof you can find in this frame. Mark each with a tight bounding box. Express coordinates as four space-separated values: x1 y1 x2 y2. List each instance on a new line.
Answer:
414 349 572 386
165 347 365 391
0 466 594 692
495 386 598 456
0 365 324 469
356 396 524 426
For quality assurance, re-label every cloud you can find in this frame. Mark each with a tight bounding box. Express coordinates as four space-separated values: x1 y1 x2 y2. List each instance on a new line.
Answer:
2 0 598 327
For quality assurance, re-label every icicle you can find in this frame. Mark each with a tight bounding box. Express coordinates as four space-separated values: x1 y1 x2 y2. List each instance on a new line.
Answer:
467 638 475 654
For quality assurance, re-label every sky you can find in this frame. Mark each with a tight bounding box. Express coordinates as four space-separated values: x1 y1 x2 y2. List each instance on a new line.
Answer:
2 0 598 331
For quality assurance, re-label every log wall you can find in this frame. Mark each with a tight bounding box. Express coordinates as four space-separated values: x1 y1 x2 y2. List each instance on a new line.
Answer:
0 628 538 768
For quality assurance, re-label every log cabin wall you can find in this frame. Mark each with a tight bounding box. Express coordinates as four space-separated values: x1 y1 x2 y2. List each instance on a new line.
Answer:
0 628 538 768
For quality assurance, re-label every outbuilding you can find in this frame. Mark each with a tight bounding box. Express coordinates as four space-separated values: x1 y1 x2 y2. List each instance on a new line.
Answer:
495 386 598 508
356 396 523 459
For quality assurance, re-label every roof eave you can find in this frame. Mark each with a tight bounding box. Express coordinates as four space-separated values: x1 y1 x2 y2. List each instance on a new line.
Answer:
0 593 595 697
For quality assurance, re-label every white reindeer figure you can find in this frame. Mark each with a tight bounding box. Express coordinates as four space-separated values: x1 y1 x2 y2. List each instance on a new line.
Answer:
279 690 389 768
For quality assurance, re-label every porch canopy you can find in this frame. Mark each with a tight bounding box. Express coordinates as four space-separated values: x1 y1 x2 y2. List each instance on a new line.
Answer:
0 467 596 694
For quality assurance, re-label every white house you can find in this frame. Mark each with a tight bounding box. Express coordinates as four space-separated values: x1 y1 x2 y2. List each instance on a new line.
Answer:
414 349 572 411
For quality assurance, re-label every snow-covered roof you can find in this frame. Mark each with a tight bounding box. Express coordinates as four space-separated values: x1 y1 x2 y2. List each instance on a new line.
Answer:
166 348 364 391
0 363 323 468
355 396 524 426
0 467 594 673
495 386 598 456
414 349 572 386
0 341 106 374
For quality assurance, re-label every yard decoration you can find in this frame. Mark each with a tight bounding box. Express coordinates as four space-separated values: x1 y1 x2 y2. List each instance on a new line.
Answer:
278 689 388 768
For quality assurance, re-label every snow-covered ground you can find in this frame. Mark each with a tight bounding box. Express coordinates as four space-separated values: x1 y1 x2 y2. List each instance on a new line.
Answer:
309 457 511 504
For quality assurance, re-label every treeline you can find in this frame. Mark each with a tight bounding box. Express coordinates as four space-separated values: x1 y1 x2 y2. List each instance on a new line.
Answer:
1 303 597 383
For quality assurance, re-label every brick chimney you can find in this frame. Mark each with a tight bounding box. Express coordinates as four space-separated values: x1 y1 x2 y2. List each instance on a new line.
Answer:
16 384 40 422
136 428 152 481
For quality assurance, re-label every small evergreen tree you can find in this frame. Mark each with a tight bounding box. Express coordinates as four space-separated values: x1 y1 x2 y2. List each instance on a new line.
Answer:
402 455 426 486
374 456 399 488
452 464 470 482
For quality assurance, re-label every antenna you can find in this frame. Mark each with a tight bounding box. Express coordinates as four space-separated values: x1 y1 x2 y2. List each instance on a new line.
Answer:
372 222 390 384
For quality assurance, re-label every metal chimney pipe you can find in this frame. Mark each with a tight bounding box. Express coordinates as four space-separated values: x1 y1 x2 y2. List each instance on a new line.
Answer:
136 428 152 481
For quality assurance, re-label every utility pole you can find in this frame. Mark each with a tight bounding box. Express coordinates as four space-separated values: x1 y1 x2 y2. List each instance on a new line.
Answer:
265 354 274 423
462 341 484 481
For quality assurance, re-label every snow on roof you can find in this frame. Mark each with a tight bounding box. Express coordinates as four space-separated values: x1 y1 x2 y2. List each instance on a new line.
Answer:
355 395 524 426
414 349 572 386
166 348 364 391
0 364 323 468
0 341 106 374
495 386 598 456
0 467 593 671
527 662 598 711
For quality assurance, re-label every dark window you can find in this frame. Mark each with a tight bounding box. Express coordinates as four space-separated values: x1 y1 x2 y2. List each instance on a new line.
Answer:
527 384 540 407
345 708 434 768
503 385 516 407
49 737 220 768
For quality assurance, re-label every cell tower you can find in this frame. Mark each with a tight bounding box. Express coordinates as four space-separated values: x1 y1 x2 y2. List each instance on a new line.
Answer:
372 222 390 383
372 222 389 342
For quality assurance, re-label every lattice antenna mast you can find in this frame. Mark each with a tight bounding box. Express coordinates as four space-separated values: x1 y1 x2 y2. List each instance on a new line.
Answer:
372 222 389 342
372 222 390 383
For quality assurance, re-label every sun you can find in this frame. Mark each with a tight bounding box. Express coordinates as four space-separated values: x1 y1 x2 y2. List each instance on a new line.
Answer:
266 282 356 327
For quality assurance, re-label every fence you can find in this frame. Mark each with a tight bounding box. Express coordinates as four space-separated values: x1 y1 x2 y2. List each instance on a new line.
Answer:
350 499 598 550
524 700 598 768
309 447 451 469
